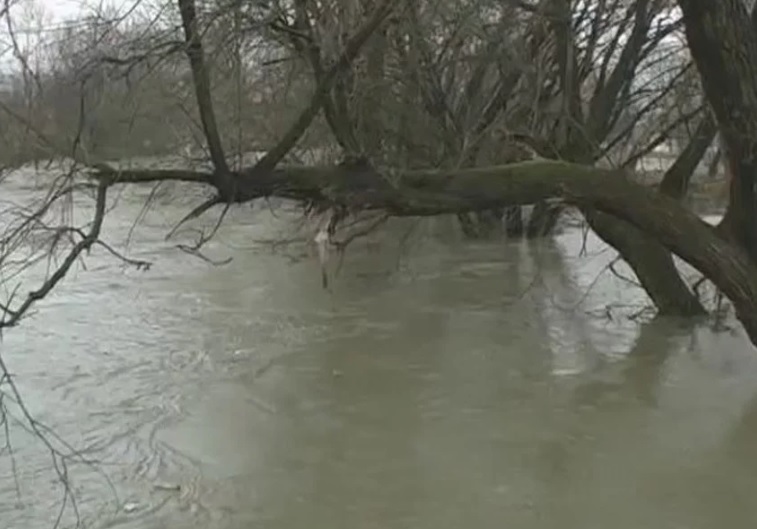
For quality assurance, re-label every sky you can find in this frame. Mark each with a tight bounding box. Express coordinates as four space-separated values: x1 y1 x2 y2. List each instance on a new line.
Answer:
41 0 81 20
0 0 147 74
10 0 138 31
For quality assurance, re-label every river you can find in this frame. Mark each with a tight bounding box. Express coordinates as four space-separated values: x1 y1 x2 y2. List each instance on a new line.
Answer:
1 177 757 529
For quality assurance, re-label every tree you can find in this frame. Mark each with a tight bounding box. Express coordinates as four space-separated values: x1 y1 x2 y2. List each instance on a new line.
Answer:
2 0 757 352
269 0 716 318
677 0 757 262
8 4 757 525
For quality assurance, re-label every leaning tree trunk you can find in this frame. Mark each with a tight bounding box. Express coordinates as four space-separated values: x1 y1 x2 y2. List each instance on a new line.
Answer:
578 0 757 318
583 216 706 316
579 115 717 316
585 211 705 315
678 0 757 265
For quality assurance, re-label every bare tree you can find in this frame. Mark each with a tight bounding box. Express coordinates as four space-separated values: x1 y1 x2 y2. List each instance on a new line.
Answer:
5 1 757 521
1 0 756 343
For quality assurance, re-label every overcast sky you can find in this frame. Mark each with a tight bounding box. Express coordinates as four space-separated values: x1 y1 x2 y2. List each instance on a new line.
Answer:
40 0 86 21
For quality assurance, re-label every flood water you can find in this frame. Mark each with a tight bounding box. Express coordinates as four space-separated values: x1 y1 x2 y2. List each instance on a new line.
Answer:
2 179 757 529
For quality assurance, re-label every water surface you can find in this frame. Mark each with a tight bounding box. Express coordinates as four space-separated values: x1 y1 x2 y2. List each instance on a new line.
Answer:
1 182 756 529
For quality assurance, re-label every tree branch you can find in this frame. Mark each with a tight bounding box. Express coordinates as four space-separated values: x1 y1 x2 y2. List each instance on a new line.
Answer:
177 0 233 191
286 0 360 154
251 0 401 176
0 182 109 329
658 112 717 200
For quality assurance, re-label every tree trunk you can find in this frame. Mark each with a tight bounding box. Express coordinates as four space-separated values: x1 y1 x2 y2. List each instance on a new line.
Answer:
574 0 757 319
584 210 705 316
505 206 524 237
583 214 705 316
578 117 715 317
678 0 757 264
526 202 563 238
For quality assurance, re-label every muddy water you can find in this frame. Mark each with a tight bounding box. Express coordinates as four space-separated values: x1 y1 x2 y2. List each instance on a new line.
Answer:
1 182 757 529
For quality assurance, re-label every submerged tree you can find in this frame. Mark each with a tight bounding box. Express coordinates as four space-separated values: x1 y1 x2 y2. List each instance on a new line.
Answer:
2 0 757 351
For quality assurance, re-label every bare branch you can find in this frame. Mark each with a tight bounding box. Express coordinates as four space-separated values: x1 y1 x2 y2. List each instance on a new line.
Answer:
177 0 232 186
251 0 401 175
0 182 109 329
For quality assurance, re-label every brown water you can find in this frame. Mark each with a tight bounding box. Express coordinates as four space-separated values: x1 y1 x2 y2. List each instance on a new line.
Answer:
1 180 757 529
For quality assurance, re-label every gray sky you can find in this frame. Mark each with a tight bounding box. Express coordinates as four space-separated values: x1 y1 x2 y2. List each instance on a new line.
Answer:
0 0 91 73
40 0 85 21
